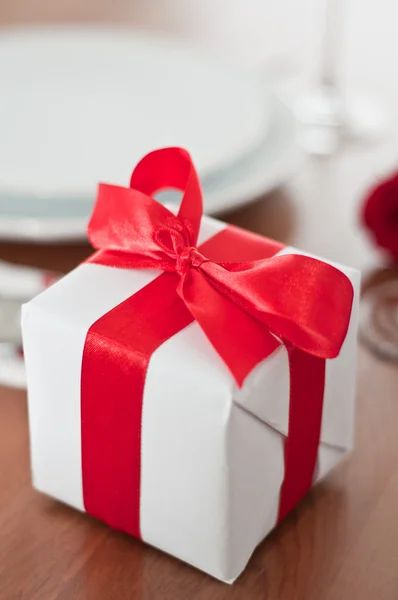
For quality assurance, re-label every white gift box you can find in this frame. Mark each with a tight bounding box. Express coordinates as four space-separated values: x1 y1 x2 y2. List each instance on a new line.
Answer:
22 213 359 583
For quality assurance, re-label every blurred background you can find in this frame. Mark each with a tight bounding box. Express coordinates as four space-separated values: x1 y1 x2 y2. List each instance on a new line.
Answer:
0 0 398 385
1 0 394 95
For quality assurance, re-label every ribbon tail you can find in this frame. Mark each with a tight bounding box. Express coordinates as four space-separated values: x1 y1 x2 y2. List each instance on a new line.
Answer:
178 268 280 386
178 268 327 524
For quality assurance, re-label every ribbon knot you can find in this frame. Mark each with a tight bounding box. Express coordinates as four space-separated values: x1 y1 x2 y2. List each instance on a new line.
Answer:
176 246 208 275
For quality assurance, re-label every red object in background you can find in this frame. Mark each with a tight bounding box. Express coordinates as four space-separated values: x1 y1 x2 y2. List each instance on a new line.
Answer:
362 172 398 261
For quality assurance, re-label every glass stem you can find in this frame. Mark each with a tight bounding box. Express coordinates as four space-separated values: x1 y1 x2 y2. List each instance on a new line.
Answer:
319 0 344 93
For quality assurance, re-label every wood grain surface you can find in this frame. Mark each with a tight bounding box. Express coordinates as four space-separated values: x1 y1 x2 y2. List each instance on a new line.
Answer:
1 1 398 598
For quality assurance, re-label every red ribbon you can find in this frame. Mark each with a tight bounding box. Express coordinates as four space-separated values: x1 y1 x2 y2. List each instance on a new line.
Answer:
81 147 353 538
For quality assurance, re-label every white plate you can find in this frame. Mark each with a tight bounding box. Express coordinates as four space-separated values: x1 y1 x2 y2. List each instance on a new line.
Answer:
0 260 59 388
0 95 301 242
0 26 269 199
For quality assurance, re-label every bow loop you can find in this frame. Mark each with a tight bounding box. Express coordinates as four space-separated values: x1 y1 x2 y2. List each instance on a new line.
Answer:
130 147 203 245
154 222 193 257
88 147 203 252
190 254 353 360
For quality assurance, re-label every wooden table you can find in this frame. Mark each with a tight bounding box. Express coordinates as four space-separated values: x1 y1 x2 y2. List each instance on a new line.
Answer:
1 1 398 598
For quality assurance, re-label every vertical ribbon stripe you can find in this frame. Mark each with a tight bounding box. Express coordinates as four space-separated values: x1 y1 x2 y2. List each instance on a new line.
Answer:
277 347 326 521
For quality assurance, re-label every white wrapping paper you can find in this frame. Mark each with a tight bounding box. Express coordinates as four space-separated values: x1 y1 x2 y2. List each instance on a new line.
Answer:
22 213 359 583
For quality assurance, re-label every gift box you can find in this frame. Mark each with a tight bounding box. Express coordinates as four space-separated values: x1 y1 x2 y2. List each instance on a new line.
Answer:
22 148 359 583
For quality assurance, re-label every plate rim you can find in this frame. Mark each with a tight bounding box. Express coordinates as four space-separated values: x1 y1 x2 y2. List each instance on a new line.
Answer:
0 95 302 242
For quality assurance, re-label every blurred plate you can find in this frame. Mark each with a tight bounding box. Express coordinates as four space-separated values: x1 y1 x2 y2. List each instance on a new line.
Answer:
0 95 301 242
0 260 60 388
0 344 25 389
0 26 269 198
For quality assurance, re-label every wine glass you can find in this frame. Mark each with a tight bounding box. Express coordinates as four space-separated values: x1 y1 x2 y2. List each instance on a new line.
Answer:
359 268 398 362
296 0 384 154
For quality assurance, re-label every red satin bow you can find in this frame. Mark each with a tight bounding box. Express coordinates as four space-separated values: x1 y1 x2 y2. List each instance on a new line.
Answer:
88 147 353 386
